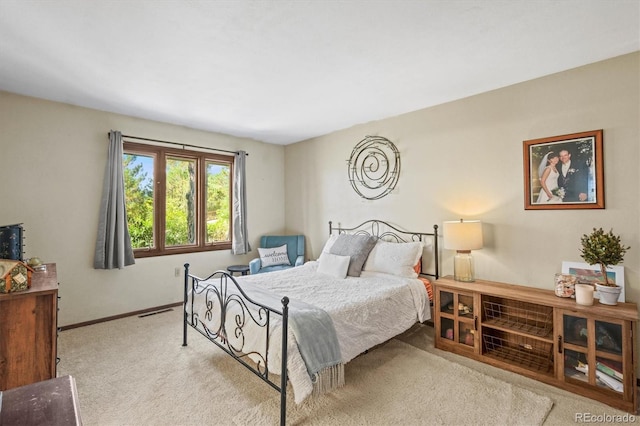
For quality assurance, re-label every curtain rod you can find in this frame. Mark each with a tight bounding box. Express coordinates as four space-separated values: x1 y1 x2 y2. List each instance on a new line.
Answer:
115 133 248 156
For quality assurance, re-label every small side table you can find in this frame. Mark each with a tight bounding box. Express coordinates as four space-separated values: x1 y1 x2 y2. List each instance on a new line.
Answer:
227 264 250 276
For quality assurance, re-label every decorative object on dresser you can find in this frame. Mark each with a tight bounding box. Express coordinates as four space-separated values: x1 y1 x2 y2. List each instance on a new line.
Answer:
0 223 24 261
596 284 623 306
554 273 576 298
183 219 439 426
0 263 59 391
347 135 400 200
574 283 595 306
579 227 629 306
523 129 604 210
433 275 638 414
27 256 47 271
562 261 625 304
443 219 483 282
0 260 34 293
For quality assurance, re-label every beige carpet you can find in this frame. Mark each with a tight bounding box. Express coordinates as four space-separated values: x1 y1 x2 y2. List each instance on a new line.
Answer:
56 308 626 425
233 338 552 425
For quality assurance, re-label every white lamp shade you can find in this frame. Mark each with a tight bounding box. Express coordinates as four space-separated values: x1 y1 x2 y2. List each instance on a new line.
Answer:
443 220 483 251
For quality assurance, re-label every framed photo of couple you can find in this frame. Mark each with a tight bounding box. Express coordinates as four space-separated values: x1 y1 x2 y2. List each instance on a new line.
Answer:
523 129 604 210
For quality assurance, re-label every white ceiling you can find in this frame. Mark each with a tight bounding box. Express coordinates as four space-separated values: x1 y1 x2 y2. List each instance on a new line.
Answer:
1 1 638 145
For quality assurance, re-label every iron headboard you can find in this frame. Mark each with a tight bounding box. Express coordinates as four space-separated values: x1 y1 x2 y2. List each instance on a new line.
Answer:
328 219 439 279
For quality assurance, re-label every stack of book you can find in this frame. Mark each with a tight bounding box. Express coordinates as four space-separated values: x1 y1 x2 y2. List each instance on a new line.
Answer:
595 359 623 392
574 360 623 393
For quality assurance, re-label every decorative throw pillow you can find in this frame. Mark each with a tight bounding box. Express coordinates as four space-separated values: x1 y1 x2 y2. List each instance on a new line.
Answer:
320 234 339 256
419 277 433 301
328 234 377 277
258 244 291 268
317 252 350 279
363 240 423 278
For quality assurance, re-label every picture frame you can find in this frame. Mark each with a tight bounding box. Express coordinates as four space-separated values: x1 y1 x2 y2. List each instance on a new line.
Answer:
523 130 604 210
561 261 625 303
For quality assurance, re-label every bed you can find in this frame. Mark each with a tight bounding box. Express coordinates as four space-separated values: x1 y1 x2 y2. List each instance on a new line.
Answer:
182 219 439 425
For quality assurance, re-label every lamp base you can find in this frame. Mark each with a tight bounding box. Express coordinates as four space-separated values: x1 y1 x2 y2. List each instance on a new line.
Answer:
453 250 475 282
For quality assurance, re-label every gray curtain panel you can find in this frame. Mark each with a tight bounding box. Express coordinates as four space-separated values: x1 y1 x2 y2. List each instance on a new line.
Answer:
231 150 251 255
94 130 135 269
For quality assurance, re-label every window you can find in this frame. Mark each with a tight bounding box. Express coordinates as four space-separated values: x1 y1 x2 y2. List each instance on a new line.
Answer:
123 142 233 257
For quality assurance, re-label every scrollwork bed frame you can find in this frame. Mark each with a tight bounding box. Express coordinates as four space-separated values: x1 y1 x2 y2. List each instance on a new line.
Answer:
182 219 439 426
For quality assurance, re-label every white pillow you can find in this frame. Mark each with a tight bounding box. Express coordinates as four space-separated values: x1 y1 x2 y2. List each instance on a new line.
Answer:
258 244 291 268
317 252 350 279
363 240 423 278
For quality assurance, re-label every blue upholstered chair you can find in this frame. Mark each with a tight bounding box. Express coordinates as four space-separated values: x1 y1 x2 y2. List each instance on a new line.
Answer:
249 235 305 274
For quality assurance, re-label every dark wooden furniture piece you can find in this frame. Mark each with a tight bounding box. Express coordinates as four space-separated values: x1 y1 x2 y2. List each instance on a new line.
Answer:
0 375 82 425
0 263 58 391
227 264 250 276
433 275 638 414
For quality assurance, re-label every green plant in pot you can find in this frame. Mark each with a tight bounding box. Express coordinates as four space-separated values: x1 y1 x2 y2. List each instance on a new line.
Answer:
579 228 630 305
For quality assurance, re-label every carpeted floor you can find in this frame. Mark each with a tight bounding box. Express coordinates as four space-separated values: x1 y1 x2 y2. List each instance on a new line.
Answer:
232 338 552 425
57 308 631 425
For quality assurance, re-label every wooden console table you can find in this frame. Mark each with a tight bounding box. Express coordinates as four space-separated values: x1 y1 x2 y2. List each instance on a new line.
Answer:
433 275 638 414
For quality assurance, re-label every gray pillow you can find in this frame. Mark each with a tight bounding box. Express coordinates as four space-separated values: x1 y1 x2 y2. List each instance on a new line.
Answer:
329 234 377 277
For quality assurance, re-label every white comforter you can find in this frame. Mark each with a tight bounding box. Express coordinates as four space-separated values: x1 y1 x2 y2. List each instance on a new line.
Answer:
188 261 430 403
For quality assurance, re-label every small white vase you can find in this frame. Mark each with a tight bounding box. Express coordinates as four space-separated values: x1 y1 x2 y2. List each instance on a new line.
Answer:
595 283 622 305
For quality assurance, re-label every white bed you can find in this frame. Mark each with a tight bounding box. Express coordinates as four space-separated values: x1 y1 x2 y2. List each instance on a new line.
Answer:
188 260 430 403
183 219 439 425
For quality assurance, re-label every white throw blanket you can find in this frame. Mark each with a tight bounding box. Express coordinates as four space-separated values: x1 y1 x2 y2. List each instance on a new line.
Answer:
189 261 429 403
231 280 345 395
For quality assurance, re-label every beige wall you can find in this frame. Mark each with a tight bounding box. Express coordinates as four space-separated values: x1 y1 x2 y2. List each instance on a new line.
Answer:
285 53 639 306
1 52 637 341
0 91 286 326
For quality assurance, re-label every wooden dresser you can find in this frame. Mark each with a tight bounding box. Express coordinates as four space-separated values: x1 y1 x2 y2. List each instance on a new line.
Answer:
0 263 58 390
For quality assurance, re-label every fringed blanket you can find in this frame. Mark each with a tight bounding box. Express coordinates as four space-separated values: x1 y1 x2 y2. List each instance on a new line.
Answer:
242 282 345 395
312 364 344 396
287 299 345 395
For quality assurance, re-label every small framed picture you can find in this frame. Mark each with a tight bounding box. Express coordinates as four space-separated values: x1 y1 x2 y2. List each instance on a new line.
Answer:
561 261 625 302
523 130 604 210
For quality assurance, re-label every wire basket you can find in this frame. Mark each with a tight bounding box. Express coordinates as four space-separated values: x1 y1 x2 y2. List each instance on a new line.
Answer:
482 333 554 373
483 300 553 337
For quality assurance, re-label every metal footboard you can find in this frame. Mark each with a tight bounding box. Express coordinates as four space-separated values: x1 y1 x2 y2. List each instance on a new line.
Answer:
182 263 289 426
181 220 439 425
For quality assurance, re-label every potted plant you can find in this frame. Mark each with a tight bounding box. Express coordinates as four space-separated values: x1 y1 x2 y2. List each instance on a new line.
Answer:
579 228 630 305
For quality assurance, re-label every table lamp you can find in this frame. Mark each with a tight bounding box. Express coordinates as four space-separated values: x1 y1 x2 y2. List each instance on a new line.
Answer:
443 219 483 282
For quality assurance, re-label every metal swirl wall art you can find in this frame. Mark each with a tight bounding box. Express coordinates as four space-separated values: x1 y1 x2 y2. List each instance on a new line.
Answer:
347 135 401 200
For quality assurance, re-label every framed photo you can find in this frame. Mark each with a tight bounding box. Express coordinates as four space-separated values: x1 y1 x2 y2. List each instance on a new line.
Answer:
561 261 625 302
523 130 604 210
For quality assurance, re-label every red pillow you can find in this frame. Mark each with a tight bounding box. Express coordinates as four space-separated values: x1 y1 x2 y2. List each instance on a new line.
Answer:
413 259 421 275
419 277 433 301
